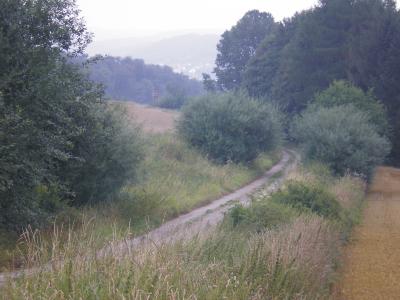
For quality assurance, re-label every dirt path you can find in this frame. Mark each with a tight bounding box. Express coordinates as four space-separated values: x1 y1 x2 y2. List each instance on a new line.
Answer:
0 150 296 286
103 150 295 256
335 166 400 300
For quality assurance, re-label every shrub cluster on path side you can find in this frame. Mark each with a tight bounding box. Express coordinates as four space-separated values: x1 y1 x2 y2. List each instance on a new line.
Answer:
178 92 283 164
290 81 391 178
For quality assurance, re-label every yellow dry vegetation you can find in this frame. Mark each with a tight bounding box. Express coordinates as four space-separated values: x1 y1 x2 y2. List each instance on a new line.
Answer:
336 167 400 299
121 101 179 133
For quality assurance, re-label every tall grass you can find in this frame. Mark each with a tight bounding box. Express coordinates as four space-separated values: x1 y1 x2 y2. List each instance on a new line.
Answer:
2 216 339 300
0 133 280 270
89 133 280 235
1 161 366 299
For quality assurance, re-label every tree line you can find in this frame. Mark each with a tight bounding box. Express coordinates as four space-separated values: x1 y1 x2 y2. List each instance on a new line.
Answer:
207 1 400 165
79 55 204 107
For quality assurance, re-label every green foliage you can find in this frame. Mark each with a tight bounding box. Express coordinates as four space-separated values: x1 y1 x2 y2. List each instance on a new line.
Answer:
85 56 203 104
202 73 220 93
178 92 283 163
215 10 276 90
61 104 144 206
244 1 352 113
0 0 143 230
0 0 94 229
242 0 400 163
228 201 296 231
157 84 190 109
115 134 279 227
313 80 389 135
243 17 299 102
291 105 391 177
271 181 341 220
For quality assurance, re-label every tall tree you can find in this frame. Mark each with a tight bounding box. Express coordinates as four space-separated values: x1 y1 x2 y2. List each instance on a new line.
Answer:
346 0 400 164
245 0 352 113
243 14 301 101
214 10 276 90
0 0 142 229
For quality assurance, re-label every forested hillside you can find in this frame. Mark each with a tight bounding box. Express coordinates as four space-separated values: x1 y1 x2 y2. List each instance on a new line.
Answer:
75 55 204 105
87 33 220 79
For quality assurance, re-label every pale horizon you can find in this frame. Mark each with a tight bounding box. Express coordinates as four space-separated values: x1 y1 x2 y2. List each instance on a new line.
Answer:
76 0 322 41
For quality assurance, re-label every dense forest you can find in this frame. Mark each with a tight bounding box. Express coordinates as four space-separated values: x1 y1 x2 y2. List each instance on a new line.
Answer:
210 1 400 165
79 56 204 106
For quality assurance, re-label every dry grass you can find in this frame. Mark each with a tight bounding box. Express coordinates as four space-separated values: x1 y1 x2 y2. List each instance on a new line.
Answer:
0 161 366 299
369 166 400 199
1 216 340 300
335 166 400 299
0 133 279 272
286 163 365 211
116 101 179 133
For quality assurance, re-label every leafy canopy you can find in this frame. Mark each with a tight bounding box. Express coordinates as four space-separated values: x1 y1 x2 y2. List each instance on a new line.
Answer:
0 0 143 230
242 0 400 164
215 10 276 90
313 80 389 135
178 92 283 164
291 105 391 177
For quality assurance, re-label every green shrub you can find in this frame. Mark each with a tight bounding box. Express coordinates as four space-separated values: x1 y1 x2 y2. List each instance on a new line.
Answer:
157 95 187 109
0 0 144 230
313 80 389 135
157 84 191 109
178 92 283 163
271 181 341 220
228 201 296 231
62 104 144 206
291 105 391 177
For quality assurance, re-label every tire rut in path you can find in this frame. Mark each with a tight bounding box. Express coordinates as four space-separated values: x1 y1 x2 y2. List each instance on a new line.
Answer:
335 166 400 300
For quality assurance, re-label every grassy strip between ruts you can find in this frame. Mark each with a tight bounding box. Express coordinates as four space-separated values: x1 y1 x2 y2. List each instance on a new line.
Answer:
0 133 280 271
1 160 365 299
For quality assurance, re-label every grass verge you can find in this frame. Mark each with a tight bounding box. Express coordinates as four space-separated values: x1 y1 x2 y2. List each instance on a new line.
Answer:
0 133 280 271
1 160 365 299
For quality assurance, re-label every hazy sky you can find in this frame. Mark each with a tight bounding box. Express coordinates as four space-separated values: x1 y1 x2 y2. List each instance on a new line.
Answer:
76 0 320 41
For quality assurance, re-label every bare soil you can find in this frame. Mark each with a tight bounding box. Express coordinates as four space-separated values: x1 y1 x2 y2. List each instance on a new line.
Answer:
335 166 400 299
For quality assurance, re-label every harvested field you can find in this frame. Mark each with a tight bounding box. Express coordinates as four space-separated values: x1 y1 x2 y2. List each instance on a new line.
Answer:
335 167 400 299
115 101 179 133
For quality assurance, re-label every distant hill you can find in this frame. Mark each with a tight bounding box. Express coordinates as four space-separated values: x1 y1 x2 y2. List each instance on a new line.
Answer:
75 56 204 105
86 34 220 79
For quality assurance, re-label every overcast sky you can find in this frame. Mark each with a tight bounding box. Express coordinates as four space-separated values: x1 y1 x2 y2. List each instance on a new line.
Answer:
76 0 321 41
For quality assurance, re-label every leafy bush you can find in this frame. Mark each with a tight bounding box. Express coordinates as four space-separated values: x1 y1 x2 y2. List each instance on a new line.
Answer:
157 95 187 109
62 104 144 206
313 80 389 135
291 105 391 177
0 0 144 230
271 181 341 220
157 84 190 109
178 92 283 163
228 201 296 231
